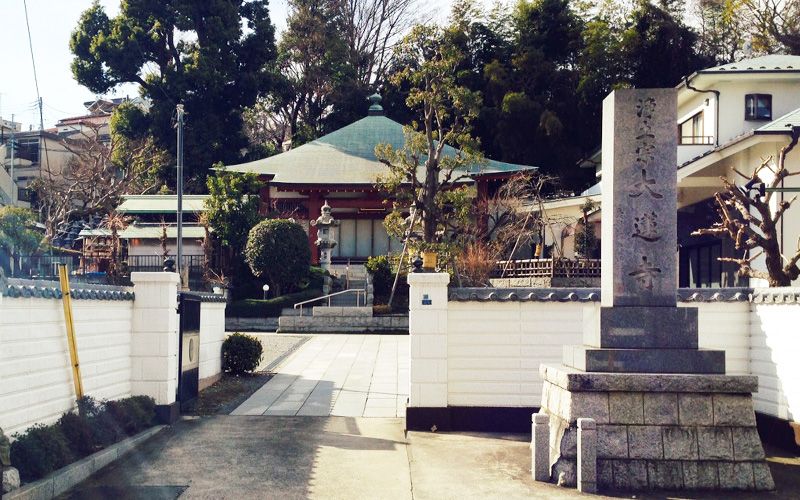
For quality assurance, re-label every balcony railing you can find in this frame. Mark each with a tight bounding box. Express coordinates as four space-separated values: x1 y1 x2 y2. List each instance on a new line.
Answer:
492 258 601 279
679 135 714 145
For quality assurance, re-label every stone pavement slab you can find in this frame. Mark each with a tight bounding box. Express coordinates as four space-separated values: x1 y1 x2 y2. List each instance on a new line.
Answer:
232 335 409 417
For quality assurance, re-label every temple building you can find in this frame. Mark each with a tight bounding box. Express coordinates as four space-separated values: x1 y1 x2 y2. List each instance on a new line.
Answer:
227 95 535 264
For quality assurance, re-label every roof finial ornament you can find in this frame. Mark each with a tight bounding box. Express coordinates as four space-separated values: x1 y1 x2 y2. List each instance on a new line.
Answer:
368 93 384 116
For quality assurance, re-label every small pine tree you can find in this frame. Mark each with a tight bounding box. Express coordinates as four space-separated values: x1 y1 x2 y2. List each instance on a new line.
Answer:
574 200 598 259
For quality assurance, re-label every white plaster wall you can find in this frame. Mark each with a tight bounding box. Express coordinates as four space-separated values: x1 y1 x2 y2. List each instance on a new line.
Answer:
447 301 584 407
679 301 751 375
442 300 750 409
0 297 134 437
0 280 227 437
199 302 226 382
127 240 204 257
750 302 800 421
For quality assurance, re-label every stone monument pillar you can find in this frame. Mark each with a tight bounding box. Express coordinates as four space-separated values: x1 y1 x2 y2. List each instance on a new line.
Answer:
537 89 774 491
311 201 340 271
565 88 724 373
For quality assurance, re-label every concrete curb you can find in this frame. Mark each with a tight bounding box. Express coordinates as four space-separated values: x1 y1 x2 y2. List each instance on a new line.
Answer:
3 425 166 500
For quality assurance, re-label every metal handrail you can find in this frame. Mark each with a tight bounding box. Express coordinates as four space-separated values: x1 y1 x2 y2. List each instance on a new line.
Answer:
293 289 367 316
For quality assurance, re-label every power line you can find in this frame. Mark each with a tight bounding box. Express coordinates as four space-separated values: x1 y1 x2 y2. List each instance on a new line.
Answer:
22 0 42 118
22 0 49 171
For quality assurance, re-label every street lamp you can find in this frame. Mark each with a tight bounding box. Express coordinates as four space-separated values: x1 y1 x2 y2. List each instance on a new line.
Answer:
262 284 270 300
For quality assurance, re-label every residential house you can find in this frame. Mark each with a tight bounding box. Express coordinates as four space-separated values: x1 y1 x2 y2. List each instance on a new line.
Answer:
77 195 209 285
0 97 147 209
540 54 800 288
226 95 536 264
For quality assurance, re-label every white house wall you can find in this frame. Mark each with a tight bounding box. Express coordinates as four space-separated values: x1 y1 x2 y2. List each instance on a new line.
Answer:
716 81 800 144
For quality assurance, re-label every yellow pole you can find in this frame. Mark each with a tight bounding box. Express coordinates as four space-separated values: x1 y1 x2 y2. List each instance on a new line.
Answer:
58 264 84 400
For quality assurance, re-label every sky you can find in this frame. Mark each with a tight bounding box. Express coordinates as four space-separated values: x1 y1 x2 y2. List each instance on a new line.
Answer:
1 0 473 131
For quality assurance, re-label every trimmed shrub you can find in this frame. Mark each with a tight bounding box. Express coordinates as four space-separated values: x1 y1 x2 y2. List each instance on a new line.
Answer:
10 424 74 483
245 219 311 296
9 395 157 485
226 288 323 318
77 396 125 447
223 332 264 374
58 412 96 459
365 255 394 303
106 396 156 436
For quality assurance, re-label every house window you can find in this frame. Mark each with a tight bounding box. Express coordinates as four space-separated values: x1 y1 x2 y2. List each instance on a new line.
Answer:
745 94 772 120
678 111 711 145
679 240 722 288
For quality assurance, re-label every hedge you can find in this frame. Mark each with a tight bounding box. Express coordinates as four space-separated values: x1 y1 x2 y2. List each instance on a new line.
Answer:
226 288 323 318
10 395 156 484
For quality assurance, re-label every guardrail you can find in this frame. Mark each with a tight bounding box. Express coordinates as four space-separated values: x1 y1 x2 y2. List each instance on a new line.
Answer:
293 289 367 316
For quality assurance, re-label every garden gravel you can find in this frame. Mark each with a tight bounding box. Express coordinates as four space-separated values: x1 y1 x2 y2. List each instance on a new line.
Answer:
250 333 310 373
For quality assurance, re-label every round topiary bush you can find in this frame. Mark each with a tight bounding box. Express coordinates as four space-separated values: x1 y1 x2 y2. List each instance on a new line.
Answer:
222 332 264 374
245 219 311 297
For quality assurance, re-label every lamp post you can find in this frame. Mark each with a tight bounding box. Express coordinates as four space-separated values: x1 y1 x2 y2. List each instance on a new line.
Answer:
262 284 270 300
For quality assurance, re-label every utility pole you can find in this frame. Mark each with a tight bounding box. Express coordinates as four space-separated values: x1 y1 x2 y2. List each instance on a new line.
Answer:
176 104 184 285
10 113 15 206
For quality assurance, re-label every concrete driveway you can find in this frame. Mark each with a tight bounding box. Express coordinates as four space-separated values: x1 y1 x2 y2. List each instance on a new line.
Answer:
232 335 408 418
54 334 800 499
57 416 799 500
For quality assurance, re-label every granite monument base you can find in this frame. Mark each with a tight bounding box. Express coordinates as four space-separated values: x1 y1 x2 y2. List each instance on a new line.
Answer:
563 345 726 374
539 364 775 491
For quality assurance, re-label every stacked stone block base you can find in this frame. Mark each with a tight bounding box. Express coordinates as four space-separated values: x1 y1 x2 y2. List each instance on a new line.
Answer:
540 364 774 491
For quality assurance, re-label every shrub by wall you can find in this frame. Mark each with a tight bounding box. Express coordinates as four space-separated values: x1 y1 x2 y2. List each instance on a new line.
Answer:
226 288 322 318
9 395 156 484
222 332 264 374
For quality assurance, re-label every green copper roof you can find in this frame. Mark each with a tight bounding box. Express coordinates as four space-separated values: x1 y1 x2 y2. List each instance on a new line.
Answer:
226 114 535 185
117 195 209 214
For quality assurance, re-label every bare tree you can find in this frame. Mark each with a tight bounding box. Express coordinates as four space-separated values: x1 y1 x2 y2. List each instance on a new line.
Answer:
693 129 800 286
247 0 424 151
743 0 800 54
32 121 167 239
690 0 751 63
342 0 425 87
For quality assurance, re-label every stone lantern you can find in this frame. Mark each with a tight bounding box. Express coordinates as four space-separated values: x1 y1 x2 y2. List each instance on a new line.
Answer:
311 201 340 271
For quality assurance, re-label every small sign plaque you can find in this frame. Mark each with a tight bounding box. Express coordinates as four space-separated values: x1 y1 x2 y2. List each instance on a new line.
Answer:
422 294 432 306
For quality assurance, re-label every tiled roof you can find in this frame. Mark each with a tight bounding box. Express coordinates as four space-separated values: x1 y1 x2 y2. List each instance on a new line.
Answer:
117 195 209 214
756 106 800 133
448 287 751 302
227 114 535 185
700 55 800 73
751 288 800 303
2 278 134 301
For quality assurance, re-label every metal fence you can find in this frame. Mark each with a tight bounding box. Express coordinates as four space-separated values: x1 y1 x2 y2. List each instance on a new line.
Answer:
492 258 601 279
8 254 208 288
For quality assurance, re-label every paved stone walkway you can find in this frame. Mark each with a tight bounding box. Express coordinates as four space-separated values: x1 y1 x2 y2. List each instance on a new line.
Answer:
231 335 408 417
